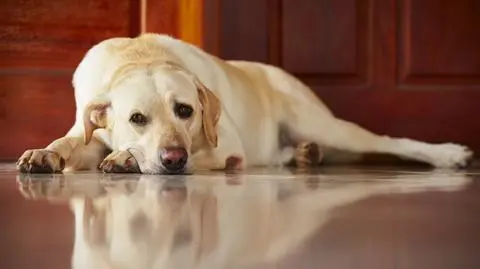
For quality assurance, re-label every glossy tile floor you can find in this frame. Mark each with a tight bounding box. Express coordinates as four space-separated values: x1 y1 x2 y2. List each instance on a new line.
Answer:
1 163 480 269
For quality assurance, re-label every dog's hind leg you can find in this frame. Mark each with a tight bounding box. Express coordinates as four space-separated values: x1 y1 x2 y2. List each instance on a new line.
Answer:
283 102 473 169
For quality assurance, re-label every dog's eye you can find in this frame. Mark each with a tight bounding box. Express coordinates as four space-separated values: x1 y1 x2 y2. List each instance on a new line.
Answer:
129 112 148 126
174 103 193 119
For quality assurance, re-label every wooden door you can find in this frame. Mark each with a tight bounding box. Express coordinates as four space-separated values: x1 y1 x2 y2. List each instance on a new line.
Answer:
203 0 480 153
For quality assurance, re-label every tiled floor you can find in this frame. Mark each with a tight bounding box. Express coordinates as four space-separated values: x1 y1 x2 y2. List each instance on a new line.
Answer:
1 163 479 269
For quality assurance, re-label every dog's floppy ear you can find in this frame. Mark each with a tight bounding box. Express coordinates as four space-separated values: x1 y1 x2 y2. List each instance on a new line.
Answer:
196 80 221 148
83 99 111 145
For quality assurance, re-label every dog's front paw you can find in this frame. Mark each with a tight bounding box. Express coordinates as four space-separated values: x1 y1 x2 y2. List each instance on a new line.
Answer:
17 149 65 173
429 143 473 168
99 150 140 173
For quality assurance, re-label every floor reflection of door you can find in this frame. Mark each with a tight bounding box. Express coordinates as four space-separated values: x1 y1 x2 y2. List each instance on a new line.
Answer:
203 0 480 152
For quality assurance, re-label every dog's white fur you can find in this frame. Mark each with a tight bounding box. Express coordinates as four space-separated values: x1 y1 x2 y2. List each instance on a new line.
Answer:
17 33 473 173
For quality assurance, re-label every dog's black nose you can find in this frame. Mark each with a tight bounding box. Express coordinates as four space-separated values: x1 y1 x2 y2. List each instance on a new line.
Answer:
159 147 188 173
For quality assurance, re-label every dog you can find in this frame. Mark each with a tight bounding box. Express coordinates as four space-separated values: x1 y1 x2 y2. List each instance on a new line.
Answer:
17 33 474 174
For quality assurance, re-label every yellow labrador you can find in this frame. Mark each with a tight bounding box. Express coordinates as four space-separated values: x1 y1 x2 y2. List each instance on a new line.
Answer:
17 33 473 174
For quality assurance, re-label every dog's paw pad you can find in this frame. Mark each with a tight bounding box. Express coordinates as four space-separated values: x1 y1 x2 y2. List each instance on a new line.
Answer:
294 142 323 168
99 150 140 173
16 149 65 173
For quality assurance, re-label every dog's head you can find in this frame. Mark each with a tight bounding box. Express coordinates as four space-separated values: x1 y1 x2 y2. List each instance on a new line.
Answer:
83 62 221 174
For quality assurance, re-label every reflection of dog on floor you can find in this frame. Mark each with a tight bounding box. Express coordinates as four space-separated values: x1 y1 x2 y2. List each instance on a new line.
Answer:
16 34 473 175
17 171 471 269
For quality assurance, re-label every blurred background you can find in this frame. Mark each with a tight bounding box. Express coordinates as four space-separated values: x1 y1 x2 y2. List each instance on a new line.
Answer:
1 0 479 161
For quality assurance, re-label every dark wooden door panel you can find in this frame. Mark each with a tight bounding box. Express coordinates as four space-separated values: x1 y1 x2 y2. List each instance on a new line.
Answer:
0 74 75 158
217 0 271 63
0 0 140 69
398 0 480 85
204 0 480 152
282 0 367 82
